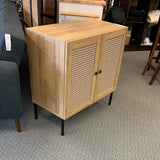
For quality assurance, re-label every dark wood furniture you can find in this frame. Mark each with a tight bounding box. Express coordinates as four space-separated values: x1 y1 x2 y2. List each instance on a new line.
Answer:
142 22 160 85
22 0 57 27
119 0 160 51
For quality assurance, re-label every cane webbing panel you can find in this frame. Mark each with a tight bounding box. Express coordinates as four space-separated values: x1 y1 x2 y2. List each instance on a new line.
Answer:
98 36 123 95
70 43 97 110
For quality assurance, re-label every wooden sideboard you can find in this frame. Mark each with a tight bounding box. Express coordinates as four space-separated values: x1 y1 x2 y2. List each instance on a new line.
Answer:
26 19 127 135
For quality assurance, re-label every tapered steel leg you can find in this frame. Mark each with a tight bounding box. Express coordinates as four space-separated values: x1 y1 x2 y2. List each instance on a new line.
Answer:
34 103 38 119
108 92 113 105
61 119 64 136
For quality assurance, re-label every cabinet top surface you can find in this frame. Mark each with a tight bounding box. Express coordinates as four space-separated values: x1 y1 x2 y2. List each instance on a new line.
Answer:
26 19 127 42
57 0 106 6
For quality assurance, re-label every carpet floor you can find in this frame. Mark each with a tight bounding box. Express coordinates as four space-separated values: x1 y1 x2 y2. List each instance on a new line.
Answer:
0 51 160 160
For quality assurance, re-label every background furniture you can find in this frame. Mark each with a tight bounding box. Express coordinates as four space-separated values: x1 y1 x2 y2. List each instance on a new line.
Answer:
22 0 57 27
0 0 26 131
22 0 41 26
26 19 127 135
142 21 160 85
58 0 106 23
119 0 160 51
22 0 106 26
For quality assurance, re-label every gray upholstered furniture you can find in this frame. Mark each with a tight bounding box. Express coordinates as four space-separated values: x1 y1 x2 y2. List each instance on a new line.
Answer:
0 0 25 132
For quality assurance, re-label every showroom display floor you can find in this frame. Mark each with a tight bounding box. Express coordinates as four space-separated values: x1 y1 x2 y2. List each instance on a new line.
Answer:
0 51 159 160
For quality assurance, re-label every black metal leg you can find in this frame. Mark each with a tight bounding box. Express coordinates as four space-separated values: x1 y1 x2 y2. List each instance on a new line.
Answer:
34 103 38 119
108 92 113 105
61 119 64 136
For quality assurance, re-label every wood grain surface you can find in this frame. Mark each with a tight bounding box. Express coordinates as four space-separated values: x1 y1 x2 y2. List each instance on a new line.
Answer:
57 0 106 6
60 11 100 18
27 19 127 42
26 30 66 119
26 19 127 120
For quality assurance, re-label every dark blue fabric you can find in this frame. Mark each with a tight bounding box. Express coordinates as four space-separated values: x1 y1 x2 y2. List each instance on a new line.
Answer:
0 61 22 119
0 0 25 66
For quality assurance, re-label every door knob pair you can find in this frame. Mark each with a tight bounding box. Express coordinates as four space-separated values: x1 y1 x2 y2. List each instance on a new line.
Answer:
95 70 102 75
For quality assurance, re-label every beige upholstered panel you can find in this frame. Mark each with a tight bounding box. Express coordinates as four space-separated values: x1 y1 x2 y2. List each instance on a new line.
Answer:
98 36 123 95
70 43 97 110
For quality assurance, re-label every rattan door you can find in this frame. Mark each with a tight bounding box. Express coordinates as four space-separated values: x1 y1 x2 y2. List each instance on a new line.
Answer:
66 36 101 118
94 31 126 102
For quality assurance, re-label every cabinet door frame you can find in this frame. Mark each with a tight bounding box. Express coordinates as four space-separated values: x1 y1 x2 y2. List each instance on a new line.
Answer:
65 35 101 119
94 29 127 102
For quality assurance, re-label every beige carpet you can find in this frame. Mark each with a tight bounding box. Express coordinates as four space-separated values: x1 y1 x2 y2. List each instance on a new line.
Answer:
0 51 160 160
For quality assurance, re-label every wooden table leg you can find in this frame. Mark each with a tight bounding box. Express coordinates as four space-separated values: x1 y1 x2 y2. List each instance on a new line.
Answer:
149 62 160 85
14 118 21 132
142 25 160 76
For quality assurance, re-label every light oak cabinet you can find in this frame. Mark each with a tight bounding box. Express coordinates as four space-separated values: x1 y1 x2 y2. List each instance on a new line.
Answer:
26 19 127 135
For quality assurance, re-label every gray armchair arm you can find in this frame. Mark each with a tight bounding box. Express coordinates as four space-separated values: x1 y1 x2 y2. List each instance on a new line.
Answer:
0 61 22 119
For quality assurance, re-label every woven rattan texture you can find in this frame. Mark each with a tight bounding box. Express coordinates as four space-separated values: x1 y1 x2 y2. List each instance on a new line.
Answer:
70 43 97 110
98 36 123 94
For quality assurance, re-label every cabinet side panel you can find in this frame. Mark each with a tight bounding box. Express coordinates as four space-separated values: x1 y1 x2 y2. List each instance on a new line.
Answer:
98 36 123 95
26 30 65 119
